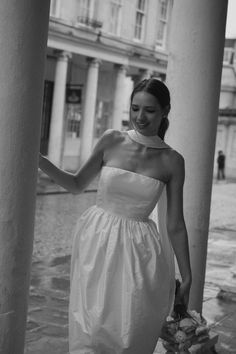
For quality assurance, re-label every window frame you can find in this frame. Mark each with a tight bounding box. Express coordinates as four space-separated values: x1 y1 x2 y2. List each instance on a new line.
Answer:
134 0 147 42
156 0 171 50
77 0 95 26
223 48 235 65
108 0 123 36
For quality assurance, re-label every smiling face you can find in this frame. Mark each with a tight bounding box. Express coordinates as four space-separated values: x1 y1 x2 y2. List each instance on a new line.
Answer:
130 91 164 136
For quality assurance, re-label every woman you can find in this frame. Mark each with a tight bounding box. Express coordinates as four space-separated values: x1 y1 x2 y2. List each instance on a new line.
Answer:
39 78 192 354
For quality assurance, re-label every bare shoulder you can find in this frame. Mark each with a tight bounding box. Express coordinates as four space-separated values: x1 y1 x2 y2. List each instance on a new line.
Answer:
102 129 124 140
169 149 184 169
93 129 125 153
162 148 185 182
101 129 125 145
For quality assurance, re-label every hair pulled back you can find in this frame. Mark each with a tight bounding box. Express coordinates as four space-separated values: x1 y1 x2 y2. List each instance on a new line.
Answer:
130 78 171 140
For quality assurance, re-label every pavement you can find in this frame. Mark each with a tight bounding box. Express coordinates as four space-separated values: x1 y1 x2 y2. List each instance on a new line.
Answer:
24 172 236 354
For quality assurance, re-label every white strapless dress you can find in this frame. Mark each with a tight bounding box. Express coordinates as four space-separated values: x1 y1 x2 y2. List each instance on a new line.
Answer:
69 166 175 354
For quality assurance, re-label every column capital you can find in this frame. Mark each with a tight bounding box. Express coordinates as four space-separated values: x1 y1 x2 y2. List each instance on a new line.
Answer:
54 50 72 61
86 57 101 67
139 68 153 78
114 63 129 73
131 74 139 81
152 73 166 81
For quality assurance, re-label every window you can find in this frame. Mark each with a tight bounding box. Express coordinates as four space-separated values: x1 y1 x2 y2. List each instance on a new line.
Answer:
109 0 123 35
77 0 94 25
50 0 61 18
156 0 171 49
134 0 146 41
223 48 235 65
65 85 83 139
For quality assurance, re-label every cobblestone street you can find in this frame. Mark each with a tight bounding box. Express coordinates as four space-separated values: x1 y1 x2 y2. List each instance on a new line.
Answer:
24 177 236 354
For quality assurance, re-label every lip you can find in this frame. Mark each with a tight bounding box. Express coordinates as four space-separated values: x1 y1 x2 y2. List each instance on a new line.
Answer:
136 122 149 129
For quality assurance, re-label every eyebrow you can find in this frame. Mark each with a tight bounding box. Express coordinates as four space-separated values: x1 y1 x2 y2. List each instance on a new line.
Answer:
131 104 156 109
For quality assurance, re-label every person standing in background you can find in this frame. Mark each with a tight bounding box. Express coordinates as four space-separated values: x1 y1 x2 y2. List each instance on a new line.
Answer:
217 150 226 180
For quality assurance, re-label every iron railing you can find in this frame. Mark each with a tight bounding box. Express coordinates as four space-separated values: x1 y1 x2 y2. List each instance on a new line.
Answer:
77 16 102 29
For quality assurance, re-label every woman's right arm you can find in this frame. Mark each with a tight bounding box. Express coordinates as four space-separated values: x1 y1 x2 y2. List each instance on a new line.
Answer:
39 129 124 194
39 154 79 193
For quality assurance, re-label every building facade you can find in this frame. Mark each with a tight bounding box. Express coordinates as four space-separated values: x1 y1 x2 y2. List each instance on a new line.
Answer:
41 0 173 170
42 1 236 178
215 38 236 179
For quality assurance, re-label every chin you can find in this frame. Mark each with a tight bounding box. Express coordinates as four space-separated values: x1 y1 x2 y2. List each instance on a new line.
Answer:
136 126 156 136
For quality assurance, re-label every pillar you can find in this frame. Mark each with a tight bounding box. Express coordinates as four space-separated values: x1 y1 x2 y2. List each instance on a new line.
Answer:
79 57 100 165
166 0 228 312
48 50 71 167
0 1 50 353
111 64 127 130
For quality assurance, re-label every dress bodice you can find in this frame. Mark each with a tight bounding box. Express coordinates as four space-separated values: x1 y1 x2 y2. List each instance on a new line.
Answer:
96 166 165 221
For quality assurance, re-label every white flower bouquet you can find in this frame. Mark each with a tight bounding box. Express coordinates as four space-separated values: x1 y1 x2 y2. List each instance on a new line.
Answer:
160 280 210 353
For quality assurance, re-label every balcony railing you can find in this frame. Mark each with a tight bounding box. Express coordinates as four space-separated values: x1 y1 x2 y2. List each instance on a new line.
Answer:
77 16 103 29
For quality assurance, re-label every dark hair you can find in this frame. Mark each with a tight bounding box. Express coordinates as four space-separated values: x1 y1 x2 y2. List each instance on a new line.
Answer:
130 78 171 140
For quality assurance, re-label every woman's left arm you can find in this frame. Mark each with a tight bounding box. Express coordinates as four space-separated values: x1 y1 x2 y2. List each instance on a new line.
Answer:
166 152 192 306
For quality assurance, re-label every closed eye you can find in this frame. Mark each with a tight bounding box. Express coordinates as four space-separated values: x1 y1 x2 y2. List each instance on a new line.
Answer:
146 109 155 113
131 105 139 111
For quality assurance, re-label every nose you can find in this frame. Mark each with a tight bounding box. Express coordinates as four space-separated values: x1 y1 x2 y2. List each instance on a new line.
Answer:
136 109 146 122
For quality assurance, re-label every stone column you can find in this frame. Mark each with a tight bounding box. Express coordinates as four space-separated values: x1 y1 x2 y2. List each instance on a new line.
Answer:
0 1 50 353
111 64 127 130
166 0 228 312
48 51 71 167
79 58 100 165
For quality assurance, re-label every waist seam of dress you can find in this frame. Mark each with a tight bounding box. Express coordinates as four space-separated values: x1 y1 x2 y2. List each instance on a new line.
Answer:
95 204 150 223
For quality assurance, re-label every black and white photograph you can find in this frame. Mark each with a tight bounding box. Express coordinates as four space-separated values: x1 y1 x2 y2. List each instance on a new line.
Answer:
0 1 236 354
